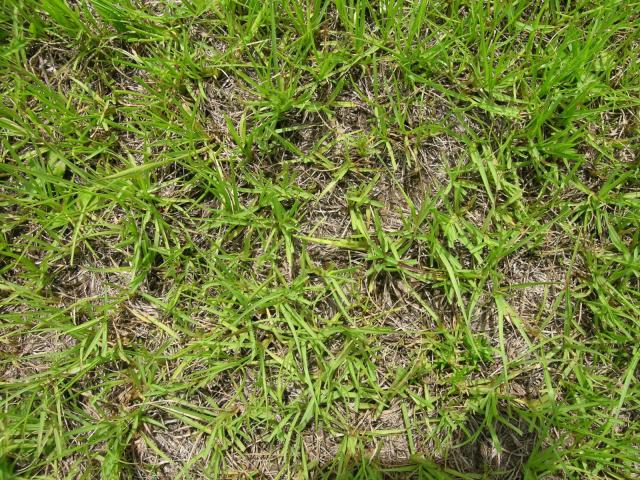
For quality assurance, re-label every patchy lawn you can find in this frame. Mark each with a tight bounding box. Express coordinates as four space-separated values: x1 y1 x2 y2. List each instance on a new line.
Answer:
1 0 639 478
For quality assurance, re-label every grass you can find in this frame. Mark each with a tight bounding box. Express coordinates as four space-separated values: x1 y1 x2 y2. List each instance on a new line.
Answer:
1 0 639 478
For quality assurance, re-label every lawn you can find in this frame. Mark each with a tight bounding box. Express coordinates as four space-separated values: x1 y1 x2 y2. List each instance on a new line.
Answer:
1 0 639 478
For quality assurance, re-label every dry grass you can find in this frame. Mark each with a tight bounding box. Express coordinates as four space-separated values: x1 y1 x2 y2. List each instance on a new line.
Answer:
2 1 640 479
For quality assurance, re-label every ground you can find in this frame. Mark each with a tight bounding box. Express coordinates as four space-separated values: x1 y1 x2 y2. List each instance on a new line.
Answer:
1 0 639 479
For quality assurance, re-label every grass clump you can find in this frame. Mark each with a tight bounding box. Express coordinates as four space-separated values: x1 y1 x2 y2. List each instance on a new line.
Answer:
1 0 639 478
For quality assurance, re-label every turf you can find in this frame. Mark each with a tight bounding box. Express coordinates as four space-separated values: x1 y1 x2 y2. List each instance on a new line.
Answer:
1 0 639 478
